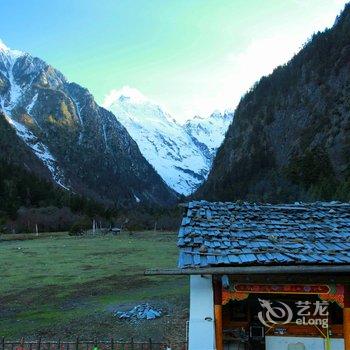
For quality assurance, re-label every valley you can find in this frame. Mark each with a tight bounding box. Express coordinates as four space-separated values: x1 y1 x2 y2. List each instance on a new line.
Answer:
104 87 233 195
1 2 350 347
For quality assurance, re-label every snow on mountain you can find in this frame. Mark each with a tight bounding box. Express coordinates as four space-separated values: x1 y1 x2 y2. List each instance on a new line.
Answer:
4 114 67 189
0 42 177 206
0 39 24 60
184 110 234 159
0 39 232 198
0 40 67 189
104 87 233 195
0 40 7 51
0 41 25 114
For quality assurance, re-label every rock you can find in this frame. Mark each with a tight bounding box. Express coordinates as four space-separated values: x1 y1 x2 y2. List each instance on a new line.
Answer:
114 303 162 321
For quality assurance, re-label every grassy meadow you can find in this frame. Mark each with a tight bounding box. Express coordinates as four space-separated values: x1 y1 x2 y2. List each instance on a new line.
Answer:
0 231 188 341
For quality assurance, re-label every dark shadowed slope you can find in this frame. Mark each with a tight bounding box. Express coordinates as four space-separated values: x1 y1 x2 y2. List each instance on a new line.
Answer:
198 3 350 203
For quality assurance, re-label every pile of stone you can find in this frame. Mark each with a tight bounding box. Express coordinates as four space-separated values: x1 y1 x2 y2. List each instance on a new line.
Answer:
115 303 162 321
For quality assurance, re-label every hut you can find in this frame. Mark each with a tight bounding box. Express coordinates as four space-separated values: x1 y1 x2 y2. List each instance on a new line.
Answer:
147 201 350 350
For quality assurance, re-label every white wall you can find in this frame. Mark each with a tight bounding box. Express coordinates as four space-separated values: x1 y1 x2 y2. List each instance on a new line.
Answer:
265 336 344 350
188 275 216 350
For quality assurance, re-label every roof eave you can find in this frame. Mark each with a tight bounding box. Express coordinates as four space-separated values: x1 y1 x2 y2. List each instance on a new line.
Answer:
145 264 350 275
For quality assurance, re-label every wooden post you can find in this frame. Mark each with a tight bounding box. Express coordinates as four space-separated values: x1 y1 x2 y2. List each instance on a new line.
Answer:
20 338 24 348
2 337 4 350
75 337 79 350
213 276 223 350
344 285 350 350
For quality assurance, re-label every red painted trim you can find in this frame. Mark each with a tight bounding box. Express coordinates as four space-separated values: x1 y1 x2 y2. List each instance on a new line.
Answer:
213 276 222 305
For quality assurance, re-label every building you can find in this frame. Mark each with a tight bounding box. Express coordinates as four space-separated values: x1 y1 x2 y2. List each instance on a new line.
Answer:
147 201 350 350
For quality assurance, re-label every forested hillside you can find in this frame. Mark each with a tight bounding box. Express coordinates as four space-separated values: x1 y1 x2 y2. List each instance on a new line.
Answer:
198 4 350 203
0 112 114 230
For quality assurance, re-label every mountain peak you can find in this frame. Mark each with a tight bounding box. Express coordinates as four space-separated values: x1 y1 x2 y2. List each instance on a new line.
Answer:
103 86 148 108
184 108 233 125
0 39 24 59
209 109 235 120
0 39 9 51
104 86 174 126
211 109 222 117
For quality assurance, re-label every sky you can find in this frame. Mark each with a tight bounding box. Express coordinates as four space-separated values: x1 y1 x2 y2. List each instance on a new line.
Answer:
0 0 348 121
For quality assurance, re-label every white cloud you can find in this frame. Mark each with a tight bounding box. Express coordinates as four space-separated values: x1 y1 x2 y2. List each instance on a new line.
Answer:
223 33 305 103
100 0 348 123
175 0 348 120
176 34 303 120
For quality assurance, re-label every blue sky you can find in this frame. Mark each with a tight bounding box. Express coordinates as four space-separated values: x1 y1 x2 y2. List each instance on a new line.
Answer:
1 0 348 121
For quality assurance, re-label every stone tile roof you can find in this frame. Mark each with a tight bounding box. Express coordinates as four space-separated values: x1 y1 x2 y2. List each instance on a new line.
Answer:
177 201 350 269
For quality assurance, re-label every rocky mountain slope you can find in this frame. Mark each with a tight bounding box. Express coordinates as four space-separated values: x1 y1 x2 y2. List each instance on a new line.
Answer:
0 111 52 181
0 41 177 207
104 87 233 195
198 3 350 202
0 110 109 223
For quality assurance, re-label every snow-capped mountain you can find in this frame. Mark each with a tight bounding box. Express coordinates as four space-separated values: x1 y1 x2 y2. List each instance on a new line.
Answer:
0 41 67 187
0 40 177 207
0 38 233 199
104 87 233 195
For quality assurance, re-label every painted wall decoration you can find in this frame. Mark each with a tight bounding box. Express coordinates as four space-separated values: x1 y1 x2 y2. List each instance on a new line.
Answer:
222 283 344 308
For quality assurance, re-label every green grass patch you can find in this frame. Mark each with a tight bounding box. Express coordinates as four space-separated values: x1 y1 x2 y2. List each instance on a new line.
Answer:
0 231 188 339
